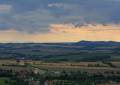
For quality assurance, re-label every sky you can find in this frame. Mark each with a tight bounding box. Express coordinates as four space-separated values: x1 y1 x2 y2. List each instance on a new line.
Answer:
0 0 120 42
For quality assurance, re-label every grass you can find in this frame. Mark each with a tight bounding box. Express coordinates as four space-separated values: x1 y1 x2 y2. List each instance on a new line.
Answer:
0 78 10 85
0 77 17 85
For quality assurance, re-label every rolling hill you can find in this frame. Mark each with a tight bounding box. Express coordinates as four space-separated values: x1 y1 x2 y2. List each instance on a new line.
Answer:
0 41 120 61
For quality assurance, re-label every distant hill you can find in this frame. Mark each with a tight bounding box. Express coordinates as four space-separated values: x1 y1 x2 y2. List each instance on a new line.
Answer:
0 41 120 61
72 41 120 46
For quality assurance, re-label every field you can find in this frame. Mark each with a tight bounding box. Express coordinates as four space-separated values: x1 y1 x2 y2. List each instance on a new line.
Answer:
0 60 119 75
0 78 8 85
0 77 16 85
0 60 119 85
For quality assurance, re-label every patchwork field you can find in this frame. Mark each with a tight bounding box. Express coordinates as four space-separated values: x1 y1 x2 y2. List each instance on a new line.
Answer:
0 60 119 75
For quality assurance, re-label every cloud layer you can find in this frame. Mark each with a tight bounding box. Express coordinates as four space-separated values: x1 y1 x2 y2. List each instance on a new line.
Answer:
0 24 120 42
0 0 120 42
0 4 12 13
0 0 120 33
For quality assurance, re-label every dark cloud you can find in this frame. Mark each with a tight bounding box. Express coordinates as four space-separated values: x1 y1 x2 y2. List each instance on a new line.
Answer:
0 0 120 33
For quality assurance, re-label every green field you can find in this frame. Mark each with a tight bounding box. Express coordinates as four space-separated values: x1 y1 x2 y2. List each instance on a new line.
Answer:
0 78 9 85
0 77 16 85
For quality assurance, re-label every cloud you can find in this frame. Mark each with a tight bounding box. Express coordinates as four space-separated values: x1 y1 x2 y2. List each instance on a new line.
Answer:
49 24 120 42
0 4 12 13
50 24 120 33
48 3 64 8
0 24 120 42
0 0 120 33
